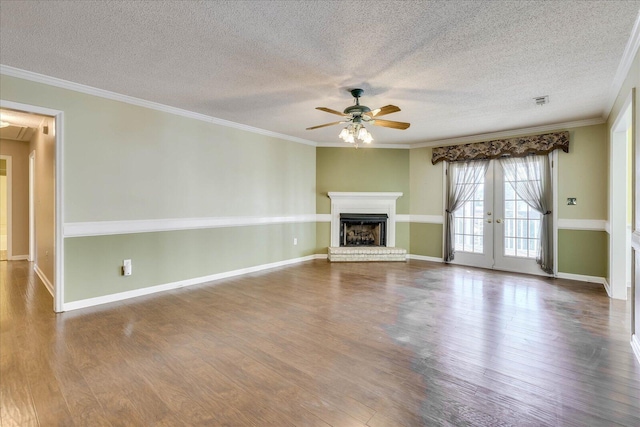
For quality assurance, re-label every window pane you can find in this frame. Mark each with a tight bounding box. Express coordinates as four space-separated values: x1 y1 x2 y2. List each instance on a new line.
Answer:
464 235 473 251
529 220 540 239
505 219 515 237
474 236 483 253
516 201 529 219
505 183 515 200
504 238 515 256
504 201 515 218
464 218 472 234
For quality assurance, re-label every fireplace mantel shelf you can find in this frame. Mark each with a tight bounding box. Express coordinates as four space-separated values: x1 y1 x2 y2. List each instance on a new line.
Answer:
328 192 403 201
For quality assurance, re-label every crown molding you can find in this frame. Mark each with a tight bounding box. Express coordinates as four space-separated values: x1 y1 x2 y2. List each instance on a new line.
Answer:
316 141 412 149
0 64 318 147
410 118 606 149
604 10 640 120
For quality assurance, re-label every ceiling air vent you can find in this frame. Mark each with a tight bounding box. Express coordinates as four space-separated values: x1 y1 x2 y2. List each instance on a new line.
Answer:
534 95 549 106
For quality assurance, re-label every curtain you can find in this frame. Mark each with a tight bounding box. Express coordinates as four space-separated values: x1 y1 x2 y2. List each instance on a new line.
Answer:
499 154 553 274
444 160 490 262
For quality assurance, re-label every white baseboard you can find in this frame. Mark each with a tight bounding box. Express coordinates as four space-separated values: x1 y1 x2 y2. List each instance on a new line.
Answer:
62 254 323 312
632 335 640 365
8 254 29 261
556 272 609 292
407 254 444 263
34 264 54 296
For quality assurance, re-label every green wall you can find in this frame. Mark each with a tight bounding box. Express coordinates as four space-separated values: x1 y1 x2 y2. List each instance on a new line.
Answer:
1 74 317 304
557 125 608 220
410 223 443 258
557 230 608 277
316 147 410 214
65 223 316 302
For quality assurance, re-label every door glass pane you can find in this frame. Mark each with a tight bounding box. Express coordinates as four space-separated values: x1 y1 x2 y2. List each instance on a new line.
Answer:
503 171 541 259
453 165 485 254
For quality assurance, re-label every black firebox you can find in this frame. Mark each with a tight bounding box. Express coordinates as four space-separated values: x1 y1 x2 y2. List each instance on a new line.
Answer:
339 213 388 247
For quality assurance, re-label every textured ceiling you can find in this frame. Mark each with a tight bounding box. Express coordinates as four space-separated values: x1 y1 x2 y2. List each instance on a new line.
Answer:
1 1 639 146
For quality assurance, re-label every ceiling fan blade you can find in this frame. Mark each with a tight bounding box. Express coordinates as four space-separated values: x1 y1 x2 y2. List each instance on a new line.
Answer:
306 121 345 130
372 119 410 130
316 107 348 116
365 105 401 117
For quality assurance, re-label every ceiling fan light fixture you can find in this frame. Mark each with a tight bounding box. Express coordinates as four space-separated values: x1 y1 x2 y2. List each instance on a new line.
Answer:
339 123 373 146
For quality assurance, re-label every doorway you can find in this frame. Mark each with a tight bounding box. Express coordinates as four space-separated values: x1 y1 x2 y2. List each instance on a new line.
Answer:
450 158 553 276
0 100 64 312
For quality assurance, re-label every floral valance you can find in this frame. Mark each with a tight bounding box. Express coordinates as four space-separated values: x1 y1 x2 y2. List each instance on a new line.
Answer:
431 131 569 164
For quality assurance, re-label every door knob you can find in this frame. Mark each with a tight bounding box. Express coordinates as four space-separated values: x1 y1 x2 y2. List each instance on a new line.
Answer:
487 219 492 223
496 219 502 223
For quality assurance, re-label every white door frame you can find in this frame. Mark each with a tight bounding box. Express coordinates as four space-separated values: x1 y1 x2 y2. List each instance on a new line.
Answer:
0 155 11 260
29 151 35 262
610 94 632 300
1 100 64 312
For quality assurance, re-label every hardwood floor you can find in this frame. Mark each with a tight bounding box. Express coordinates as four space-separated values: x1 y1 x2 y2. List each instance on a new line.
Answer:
1 259 639 426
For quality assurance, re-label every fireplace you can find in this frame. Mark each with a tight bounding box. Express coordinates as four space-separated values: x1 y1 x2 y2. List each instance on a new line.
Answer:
327 192 406 261
340 213 387 247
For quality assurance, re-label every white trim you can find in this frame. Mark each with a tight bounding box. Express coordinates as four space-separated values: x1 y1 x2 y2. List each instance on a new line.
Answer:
328 192 402 247
34 264 54 296
407 254 444 263
406 214 444 224
632 334 640 365
28 151 35 262
411 118 605 149
556 219 608 231
64 214 318 238
557 272 609 289
605 221 612 234
316 214 331 222
62 255 320 311
0 155 11 260
0 65 317 147
605 10 640 119
8 255 29 261
396 214 410 223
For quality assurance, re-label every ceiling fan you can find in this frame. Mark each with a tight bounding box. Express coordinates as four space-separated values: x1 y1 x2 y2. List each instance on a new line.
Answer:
306 88 410 145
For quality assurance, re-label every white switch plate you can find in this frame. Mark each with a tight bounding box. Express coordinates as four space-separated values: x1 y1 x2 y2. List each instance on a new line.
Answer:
123 259 132 276
293 238 298 245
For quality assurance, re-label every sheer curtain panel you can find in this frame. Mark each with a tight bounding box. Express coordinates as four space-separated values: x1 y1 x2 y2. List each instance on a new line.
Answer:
444 160 490 262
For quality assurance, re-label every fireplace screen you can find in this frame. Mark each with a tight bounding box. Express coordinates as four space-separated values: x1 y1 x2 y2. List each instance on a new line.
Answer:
340 213 388 247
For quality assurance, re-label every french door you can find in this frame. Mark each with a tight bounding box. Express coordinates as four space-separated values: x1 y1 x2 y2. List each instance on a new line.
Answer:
450 159 549 276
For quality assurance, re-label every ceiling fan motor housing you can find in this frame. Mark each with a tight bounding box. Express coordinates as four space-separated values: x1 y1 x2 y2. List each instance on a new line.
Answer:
344 88 370 115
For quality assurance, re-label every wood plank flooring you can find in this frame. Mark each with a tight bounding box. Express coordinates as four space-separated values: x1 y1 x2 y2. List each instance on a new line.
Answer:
1 259 639 426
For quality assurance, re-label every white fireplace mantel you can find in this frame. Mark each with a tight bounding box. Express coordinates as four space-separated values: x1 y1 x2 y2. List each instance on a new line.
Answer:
328 192 403 247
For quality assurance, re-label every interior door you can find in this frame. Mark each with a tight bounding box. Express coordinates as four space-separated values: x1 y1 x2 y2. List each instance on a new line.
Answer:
451 160 549 276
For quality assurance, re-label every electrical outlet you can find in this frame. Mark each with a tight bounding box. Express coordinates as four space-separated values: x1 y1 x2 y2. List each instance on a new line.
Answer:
123 259 132 276
567 197 577 205
293 238 298 246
